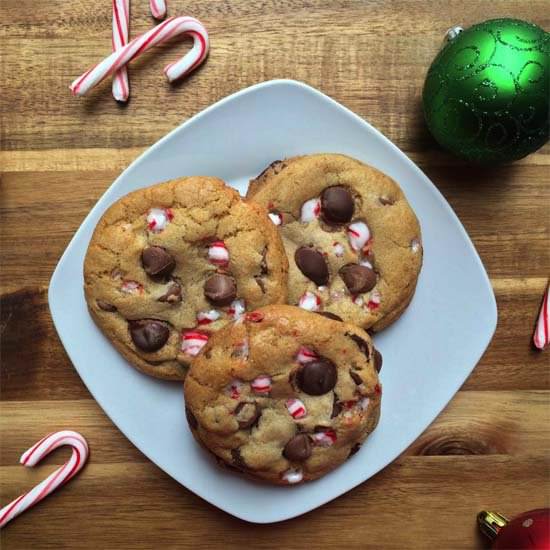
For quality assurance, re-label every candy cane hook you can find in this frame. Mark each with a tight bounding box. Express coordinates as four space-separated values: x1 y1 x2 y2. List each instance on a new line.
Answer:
70 16 209 97
0 431 89 529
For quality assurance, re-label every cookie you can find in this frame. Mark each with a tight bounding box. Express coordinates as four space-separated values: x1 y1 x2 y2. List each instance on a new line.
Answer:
84 177 288 380
247 154 422 332
183 305 382 485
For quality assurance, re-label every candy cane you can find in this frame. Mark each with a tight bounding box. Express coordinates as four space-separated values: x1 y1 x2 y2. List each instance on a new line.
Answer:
150 0 167 20
533 284 549 350
0 431 89 529
70 16 209 97
112 0 130 102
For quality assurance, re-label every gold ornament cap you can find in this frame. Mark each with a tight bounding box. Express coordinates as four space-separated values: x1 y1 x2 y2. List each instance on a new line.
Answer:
478 511 509 540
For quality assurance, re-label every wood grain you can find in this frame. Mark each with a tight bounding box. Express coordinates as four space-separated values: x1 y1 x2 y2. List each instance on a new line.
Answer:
1 0 549 547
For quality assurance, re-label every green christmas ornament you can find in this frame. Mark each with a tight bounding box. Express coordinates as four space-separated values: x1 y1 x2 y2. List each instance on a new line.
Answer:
422 18 549 163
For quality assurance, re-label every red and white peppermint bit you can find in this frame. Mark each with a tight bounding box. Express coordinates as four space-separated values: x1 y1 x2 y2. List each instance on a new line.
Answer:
251 375 271 394
347 221 370 252
112 0 130 102
208 240 229 266
296 345 319 364
121 280 143 294
196 309 220 325
411 237 421 253
228 299 245 320
0 431 89 529
282 469 303 484
360 258 373 269
146 207 173 233
181 331 209 356
225 380 243 400
245 311 264 323
367 289 381 310
286 398 307 419
312 429 337 447
358 397 370 410
268 211 283 226
150 0 167 20
352 294 364 306
70 16 209 96
333 242 345 257
299 291 321 312
533 285 549 350
283 470 304 485
300 198 321 222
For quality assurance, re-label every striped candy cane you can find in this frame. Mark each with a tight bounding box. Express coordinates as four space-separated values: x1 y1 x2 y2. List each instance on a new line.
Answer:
150 0 167 20
533 284 549 350
112 0 130 102
0 431 89 529
70 16 209 97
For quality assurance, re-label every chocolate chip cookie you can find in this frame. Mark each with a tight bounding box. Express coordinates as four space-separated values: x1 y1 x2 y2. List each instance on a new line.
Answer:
84 177 288 380
247 154 422 332
183 305 382 485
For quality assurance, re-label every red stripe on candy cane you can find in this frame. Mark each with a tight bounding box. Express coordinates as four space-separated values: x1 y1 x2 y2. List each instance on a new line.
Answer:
0 431 89 529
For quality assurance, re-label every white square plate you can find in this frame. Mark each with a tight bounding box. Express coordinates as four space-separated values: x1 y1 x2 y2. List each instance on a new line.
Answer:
49 80 497 523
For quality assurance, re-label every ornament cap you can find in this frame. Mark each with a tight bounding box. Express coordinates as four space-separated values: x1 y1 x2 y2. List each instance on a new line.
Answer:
478 511 509 540
444 25 463 42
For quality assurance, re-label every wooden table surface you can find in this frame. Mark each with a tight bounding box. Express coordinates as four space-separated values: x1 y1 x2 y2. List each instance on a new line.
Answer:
1 0 549 547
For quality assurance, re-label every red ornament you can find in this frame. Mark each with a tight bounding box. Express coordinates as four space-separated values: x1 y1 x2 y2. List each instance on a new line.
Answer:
478 509 550 549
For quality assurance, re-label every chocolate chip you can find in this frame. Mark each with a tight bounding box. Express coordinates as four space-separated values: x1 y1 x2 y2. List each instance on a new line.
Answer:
234 402 261 429
321 186 354 225
350 370 363 385
141 246 176 278
283 434 312 462
374 348 383 373
297 358 337 395
97 300 117 312
379 196 395 206
204 274 236 306
158 281 182 303
349 443 361 457
185 407 198 429
316 311 343 322
331 394 343 418
340 264 377 294
347 333 371 360
295 247 329 286
231 448 247 469
129 319 170 352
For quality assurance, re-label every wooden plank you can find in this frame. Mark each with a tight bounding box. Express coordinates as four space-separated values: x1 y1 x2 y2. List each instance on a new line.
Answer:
1 165 549 292
1 1 549 151
0 456 547 548
0 279 548 402
1 392 548 548
1 391 548 467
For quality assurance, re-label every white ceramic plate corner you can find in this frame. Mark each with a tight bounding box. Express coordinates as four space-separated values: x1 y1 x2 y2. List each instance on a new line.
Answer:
49 79 497 523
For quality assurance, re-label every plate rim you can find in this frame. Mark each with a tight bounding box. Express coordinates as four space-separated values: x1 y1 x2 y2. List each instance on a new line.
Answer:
48 78 497 523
